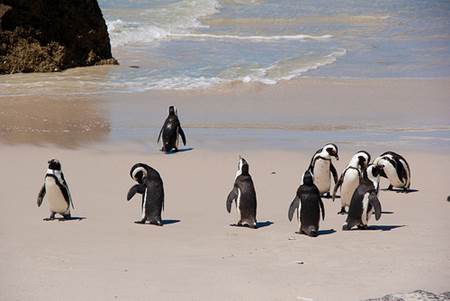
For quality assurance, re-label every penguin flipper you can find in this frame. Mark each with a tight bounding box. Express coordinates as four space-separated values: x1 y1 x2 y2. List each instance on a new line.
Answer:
332 171 345 202
330 162 338 184
179 126 186 146
226 186 238 213
37 185 46 207
127 184 146 201
157 119 168 143
60 173 74 209
369 193 382 220
319 198 325 221
288 196 300 222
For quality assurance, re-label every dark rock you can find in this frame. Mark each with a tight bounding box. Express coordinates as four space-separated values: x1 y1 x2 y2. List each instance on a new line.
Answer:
0 0 118 74
363 290 450 301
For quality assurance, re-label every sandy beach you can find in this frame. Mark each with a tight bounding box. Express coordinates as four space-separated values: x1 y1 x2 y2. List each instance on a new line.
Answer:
0 145 449 301
0 77 449 300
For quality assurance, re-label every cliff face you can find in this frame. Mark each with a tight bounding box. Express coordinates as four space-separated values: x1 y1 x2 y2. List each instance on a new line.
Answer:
0 0 118 74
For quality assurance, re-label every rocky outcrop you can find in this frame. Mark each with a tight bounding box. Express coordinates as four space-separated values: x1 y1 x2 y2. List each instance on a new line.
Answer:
364 290 450 301
0 0 118 74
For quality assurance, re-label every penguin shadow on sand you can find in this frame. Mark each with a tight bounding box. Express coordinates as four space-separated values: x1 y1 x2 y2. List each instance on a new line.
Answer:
134 219 181 226
381 188 418 194
44 216 86 222
164 147 194 155
345 225 406 232
230 221 273 229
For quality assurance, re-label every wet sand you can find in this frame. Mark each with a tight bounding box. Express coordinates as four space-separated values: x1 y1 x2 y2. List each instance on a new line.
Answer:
1 78 449 151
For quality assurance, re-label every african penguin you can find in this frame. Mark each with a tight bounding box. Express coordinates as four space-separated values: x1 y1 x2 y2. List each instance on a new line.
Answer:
226 157 257 229
343 164 383 230
374 151 411 191
127 163 164 225
306 143 339 198
333 150 371 214
288 170 325 237
37 159 74 220
157 106 187 153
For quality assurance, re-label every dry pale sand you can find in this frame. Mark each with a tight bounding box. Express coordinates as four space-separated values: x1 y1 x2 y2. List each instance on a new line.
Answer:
0 144 449 301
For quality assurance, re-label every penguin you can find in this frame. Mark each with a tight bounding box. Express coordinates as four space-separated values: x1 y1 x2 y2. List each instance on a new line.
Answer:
288 170 325 237
306 143 339 197
127 163 164 225
226 157 257 229
157 106 186 153
37 159 74 220
374 151 411 191
342 164 383 230
333 150 371 214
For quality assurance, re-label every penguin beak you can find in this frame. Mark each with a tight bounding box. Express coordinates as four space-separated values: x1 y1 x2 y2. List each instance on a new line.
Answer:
334 153 339 160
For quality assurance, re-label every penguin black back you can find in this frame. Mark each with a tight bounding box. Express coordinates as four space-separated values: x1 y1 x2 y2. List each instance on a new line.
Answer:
288 171 325 237
226 157 257 228
157 106 186 153
127 163 165 225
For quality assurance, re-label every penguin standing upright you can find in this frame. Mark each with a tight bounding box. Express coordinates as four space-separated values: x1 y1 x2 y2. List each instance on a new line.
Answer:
374 151 411 191
333 150 371 214
127 163 164 225
306 143 339 197
157 106 186 153
343 164 383 230
226 157 257 229
288 170 325 237
37 159 74 220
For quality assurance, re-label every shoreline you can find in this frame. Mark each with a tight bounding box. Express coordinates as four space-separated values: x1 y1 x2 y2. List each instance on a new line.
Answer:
1 77 449 153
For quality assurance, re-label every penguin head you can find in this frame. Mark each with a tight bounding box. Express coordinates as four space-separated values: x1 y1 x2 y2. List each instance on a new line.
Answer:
324 143 339 160
302 170 314 186
47 159 61 171
238 156 249 175
369 163 384 177
169 106 177 116
366 163 383 190
130 163 149 184
356 150 371 169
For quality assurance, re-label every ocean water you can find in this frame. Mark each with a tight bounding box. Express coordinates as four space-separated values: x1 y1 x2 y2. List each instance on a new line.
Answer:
1 0 449 95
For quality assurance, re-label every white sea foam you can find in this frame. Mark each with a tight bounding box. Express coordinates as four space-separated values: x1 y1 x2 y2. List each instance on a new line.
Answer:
106 0 221 47
169 33 333 42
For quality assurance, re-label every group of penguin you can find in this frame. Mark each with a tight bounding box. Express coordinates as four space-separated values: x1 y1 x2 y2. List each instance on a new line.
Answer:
37 106 412 237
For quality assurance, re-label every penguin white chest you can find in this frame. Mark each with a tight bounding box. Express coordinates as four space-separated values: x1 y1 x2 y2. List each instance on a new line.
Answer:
45 178 69 214
341 169 360 207
384 164 403 187
313 160 331 194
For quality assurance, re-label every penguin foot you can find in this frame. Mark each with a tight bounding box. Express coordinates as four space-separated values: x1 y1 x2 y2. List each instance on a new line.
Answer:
134 219 146 224
387 185 393 191
323 192 332 199
149 220 163 226
44 213 56 221
357 225 368 230
62 214 72 220
337 208 347 215
342 224 351 231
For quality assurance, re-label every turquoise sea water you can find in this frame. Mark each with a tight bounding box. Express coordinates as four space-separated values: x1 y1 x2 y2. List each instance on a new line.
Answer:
1 0 449 95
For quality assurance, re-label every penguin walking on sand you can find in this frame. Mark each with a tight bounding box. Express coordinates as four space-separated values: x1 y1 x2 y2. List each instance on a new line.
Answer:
127 163 164 225
343 164 383 230
374 151 411 191
157 106 186 153
306 143 339 198
226 157 257 229
288 170 325 237
333 150 371 214
37 159 74 220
